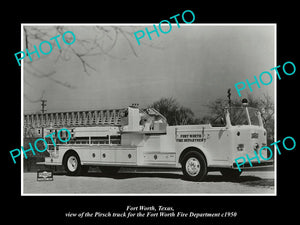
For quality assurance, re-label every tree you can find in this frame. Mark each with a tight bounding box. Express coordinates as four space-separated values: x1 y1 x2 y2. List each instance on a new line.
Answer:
149 97 178 125
149 97 196 125
175 107 195 125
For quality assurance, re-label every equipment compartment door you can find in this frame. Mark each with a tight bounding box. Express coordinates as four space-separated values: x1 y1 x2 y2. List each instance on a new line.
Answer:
143 152 176 164
100 149 115 163
115 149 137 164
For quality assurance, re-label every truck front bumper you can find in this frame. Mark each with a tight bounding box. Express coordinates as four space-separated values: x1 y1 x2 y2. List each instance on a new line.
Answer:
36 157 61 166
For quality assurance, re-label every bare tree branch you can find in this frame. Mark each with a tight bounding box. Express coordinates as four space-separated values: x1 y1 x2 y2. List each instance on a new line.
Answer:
117 27 138 57
23 25 161 102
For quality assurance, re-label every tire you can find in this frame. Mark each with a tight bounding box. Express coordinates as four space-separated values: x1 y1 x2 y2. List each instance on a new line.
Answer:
182 151 207 181
220 169 242 179
63 152 82 176
99 166 120 175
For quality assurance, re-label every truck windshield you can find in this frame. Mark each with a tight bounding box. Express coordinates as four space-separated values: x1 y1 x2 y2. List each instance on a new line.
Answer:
229 107 260 126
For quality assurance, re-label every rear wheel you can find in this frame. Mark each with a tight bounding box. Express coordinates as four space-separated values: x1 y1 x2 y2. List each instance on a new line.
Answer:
182 151 207 181
63 152 82 176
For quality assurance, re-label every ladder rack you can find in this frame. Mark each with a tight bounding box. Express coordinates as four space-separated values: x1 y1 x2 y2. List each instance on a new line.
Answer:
24 109 125 128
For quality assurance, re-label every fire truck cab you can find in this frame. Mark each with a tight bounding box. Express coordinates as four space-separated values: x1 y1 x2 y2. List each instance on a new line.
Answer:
42 102 270 181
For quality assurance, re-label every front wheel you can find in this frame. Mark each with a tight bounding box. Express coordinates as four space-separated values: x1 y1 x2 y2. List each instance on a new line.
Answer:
182 151 207 181
63 152 82 176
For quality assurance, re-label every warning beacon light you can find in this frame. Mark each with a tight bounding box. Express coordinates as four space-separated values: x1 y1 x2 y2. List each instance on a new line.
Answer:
241 98 248 106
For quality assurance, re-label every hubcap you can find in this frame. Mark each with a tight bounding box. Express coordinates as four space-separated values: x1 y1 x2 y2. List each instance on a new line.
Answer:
186 157 201 176
67 156 78 172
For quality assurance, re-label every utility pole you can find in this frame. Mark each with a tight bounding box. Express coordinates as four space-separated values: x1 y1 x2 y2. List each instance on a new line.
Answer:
41 99 47 138
227 88 231 108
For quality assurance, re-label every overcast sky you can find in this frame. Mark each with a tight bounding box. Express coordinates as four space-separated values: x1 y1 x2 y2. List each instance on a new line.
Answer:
23 24 275 117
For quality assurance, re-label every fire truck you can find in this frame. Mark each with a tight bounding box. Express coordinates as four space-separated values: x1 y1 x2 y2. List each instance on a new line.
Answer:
36 100 271 181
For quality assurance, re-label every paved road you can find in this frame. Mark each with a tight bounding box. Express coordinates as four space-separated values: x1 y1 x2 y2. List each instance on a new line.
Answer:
23 168 275 195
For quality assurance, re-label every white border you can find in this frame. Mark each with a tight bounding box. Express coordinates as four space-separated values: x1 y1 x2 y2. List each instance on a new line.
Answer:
21 23 277 196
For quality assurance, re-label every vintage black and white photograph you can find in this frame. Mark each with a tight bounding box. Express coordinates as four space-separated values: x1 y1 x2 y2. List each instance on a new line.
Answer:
21 24 276 195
